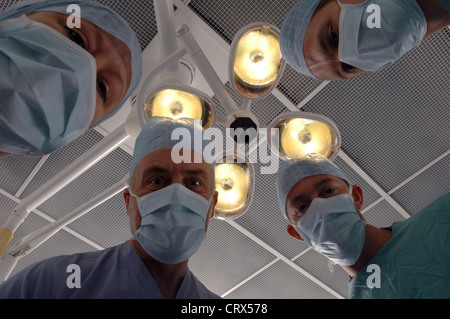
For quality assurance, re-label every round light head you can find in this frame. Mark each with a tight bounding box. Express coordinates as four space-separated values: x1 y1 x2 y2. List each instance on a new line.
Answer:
268 112 341 161
140 84 215 129
214 153 254 220
229 23 285 99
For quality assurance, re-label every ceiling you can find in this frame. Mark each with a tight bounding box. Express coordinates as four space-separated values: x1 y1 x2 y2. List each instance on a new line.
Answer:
0 0 449 299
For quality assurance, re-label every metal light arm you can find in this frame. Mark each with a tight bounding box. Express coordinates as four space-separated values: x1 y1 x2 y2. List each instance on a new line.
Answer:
176 24 240 116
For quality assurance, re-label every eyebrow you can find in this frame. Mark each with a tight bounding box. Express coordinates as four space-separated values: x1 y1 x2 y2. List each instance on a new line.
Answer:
140 166 209 181
140 166 170 183
291 178 338 205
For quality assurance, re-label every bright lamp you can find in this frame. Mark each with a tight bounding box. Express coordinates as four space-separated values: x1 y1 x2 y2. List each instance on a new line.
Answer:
214 154 254 220
140 83 215 129
268 112 341 161
229 22 285 99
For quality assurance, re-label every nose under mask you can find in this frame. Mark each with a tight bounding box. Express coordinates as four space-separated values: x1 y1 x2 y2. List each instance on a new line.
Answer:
130 183 213 264
337 0 427 71
0 14 97 156
295 187 366 266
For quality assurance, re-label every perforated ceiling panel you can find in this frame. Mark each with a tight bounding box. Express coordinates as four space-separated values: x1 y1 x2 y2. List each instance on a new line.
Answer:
0 0 449 299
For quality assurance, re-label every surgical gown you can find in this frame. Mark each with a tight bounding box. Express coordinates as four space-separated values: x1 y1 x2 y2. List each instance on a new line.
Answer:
0 241 221 299
348 192 450 299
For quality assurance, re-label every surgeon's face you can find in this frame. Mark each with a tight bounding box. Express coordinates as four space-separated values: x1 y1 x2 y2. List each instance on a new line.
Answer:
285 174 364 227
303 0 369 80
26 11 132 126
124 148 218 234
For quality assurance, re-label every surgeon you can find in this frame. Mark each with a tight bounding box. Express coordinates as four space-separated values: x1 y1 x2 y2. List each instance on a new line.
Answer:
0 0 142 157
0 116 221 299
276 153 450 298
280 0 450 80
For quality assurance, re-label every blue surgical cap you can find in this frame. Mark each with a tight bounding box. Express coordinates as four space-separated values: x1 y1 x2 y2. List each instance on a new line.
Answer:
280 0 320 79
276 153 350 221
129 117 216 177
0 0 143 126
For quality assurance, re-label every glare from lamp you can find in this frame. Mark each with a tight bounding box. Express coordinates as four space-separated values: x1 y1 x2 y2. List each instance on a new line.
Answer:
145 89 204 121
231 24 284 98
279 118 337 159
214 162 251 217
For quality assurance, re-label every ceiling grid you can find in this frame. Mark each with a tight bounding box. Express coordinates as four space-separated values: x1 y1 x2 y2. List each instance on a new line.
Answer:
0 0 449 299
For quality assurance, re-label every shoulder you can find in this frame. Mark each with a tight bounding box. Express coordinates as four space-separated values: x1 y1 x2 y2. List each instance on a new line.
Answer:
0 243 127 299
394 192 450 231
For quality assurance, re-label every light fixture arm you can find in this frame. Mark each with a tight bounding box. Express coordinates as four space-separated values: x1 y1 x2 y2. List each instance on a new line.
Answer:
176 24 240 116
0 125 129 257
153 0 180 74
0 176 128 283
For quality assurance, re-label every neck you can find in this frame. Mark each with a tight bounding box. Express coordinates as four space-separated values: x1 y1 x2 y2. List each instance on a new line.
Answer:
416 0 450 37
128 239 188 299
340 224 392 278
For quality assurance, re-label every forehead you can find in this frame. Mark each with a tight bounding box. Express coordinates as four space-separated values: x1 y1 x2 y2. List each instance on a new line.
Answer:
133 148 214 178
286 174 348 200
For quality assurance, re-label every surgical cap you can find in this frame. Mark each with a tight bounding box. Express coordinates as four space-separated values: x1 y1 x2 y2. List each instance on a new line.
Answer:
0 0 143 126
129 116 216 177
280 0 320 79
276 153 350 220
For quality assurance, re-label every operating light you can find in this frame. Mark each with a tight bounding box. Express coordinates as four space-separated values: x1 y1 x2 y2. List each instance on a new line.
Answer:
269 112 341 161
214 156 253 220
143 84 215 129
230 23 285 99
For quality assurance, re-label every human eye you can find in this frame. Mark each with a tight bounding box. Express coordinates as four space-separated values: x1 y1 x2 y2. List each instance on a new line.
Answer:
65 27 85 49
97 79 108 102
323 187 336 197
143 176 167 190
187 178 202 188
296 203 309 215
330 26 338 43
341 62 356 73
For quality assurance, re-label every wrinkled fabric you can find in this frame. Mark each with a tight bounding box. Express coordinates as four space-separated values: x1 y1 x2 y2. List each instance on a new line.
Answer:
0 0 143 125
0 242 221 299
348 192 450 299
130 184 212 264
338 0 427 71
0 15 96 156
296 192 366 266
280 0 320 79
129 116 215 176
276 153 350 220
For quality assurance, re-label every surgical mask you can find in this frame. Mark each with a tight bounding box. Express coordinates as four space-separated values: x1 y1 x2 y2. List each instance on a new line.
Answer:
130 183 213 264
0 15 96 156
295 187 366 266
338 0 427 71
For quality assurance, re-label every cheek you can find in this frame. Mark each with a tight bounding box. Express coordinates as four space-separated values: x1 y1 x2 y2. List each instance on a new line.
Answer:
127 199 142 233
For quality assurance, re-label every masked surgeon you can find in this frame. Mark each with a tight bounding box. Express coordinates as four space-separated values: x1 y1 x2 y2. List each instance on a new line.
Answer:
280 0 450 80
0 0 142 157
0 116 220 299
276 153 450 298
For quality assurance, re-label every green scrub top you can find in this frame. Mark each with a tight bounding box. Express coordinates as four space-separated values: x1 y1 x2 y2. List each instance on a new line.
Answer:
348 192 450 299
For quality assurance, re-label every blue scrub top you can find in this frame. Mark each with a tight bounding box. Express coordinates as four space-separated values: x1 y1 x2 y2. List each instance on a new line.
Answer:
348 192 450 299
0 241 221 299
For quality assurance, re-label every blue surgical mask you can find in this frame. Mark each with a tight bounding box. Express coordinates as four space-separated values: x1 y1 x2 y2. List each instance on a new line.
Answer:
338 0 427 71
130 183 213 264
0 14 96 156
295 188 366 266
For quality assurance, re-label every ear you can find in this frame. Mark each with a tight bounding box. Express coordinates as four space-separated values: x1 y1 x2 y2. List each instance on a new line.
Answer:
123 188 131 211
287 224 304 242
350 184 364 211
